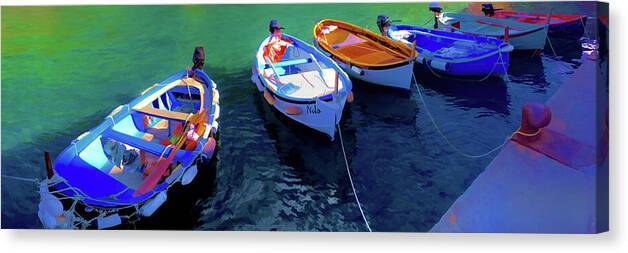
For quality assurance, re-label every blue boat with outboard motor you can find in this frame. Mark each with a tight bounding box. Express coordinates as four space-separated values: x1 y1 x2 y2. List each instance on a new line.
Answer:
376 15 513 79
37 47 220 229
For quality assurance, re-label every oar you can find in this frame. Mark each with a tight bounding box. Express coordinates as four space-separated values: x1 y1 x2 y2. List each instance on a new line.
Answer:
133 147 177 197
133 109 207 197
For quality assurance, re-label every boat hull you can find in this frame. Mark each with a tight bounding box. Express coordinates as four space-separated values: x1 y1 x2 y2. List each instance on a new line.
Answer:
417 50 510 77
505 25 549 50
491 11 587 39
251 68 345 140
438 13 549 50
252 34 351 140
548 16 587 39
340 60 414 90
314 43 414 89
393 25 513 78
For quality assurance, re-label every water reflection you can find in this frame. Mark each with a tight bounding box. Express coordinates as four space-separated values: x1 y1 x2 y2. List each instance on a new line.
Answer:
413 66 510 116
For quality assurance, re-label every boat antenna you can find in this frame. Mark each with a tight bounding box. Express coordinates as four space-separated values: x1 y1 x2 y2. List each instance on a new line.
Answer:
428 2 443 29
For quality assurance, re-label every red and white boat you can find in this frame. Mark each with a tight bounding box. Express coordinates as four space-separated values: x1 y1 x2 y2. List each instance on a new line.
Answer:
480 4 587 39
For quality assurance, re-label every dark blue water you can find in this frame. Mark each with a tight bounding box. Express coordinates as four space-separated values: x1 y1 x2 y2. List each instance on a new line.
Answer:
1 2 598 231
188 40 591 232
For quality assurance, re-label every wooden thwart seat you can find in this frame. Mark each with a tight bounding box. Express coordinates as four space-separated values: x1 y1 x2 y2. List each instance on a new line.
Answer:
277 69 340 99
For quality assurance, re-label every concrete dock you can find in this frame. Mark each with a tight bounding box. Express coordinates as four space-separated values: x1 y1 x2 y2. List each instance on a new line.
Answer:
430 53 609 233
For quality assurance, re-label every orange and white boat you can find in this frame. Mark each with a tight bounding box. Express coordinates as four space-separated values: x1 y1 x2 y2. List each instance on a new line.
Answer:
313 19 417 90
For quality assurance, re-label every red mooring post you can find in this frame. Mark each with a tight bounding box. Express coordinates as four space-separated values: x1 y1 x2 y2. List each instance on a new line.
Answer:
504 26 510 42
517 103 552 142
334 71 339 95
44 151 54 179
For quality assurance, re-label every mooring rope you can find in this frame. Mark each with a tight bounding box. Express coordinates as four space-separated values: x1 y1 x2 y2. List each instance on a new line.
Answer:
546 35 558 58
411 72 511 159
580 16 591 39
337 124 372 232
1 175 40 184
419 16 434 27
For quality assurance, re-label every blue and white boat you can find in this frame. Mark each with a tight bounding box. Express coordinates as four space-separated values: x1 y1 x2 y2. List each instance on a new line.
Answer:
387 24 513 78
37 57 220 229
251 33 352 140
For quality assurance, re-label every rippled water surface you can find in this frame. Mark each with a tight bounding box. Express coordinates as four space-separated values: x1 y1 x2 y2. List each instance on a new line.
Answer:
1 2 597 230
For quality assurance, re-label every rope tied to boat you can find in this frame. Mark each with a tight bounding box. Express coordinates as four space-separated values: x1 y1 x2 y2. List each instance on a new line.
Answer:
337 124 372 232
1 174 40 184
412 72 512 159
579 16 591 39
546 35 558 58
513 127 543 137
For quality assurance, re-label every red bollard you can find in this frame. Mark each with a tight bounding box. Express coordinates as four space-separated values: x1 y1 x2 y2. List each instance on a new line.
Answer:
512 103 595 169
504 26 510 42
519 103 552 141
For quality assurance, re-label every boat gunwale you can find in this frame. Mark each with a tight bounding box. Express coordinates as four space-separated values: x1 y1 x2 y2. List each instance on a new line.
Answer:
393 24 512 63
439 12 549 37
494 11 587 26
313 19 417 69
254 33 351 104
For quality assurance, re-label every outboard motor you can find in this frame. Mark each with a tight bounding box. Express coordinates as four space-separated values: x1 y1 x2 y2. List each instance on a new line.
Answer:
193 46 205 70
481 4 502 17
429 2 443 29
376 15 390 36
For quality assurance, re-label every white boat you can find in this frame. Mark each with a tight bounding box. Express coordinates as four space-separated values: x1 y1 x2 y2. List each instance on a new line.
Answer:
313 19 417 90
437 12 549 50
251 33 353 140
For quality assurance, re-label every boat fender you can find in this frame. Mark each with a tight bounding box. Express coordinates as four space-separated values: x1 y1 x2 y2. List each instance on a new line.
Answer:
38 209 58 228
140 191 168 217
211 121 219 135
430 59 449 71
347 91 354 103
97 213 122 229
285 105 303 115
415 52 425 64
202 123 211 139
39 194 63 218
212 104 221 120
263 90 276 105
212 88 220 105
37 191 65 229
199 139 216 166
181 165 198 185
350 66 365 76
202 138 217 156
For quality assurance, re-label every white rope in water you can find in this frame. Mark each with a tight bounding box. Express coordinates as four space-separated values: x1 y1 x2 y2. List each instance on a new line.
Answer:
337 124 372 232
546 35 558 58
1 175 39 184
580 16 591 39
411 73 511 159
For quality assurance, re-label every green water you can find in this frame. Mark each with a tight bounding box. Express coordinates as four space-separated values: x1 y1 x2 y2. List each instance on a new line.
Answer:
1 3 465 154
